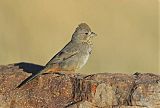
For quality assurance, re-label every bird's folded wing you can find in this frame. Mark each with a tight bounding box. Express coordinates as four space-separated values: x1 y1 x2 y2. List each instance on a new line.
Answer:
45 49 79 66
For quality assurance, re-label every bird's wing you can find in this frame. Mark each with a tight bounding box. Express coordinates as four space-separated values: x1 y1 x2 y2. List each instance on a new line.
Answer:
45 42 79 66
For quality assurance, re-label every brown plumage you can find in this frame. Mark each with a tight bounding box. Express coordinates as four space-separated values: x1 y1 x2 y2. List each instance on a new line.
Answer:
17 23 97 88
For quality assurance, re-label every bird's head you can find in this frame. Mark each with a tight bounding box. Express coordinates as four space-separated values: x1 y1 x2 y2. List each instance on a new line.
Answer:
71 23 97 43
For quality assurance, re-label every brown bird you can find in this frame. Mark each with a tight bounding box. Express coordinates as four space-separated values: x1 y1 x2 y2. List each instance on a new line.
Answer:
17 23 97 88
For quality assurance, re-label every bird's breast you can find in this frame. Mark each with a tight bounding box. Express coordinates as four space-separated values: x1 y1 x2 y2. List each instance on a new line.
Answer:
78 52 90 69
77 44 91 69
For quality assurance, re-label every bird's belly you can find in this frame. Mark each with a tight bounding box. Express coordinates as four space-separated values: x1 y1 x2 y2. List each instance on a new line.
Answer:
60 52 90 71
77 53 89 69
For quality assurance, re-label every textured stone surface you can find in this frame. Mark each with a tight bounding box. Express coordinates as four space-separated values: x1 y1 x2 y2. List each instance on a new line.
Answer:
130 73 160 108
0 63 159 108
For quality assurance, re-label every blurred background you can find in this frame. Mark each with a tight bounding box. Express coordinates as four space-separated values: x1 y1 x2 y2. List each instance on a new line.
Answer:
0 0 159 74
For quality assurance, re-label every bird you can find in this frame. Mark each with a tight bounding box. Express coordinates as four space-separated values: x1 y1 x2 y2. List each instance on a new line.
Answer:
17 23 97 88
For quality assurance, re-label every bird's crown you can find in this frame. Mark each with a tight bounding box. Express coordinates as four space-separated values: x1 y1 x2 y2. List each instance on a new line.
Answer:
75 23 91 32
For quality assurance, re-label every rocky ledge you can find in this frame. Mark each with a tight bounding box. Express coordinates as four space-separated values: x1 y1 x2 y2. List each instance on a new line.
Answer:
0 63 159 108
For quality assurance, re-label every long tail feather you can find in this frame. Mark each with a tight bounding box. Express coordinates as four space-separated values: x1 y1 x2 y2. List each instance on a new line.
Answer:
16 72 42 88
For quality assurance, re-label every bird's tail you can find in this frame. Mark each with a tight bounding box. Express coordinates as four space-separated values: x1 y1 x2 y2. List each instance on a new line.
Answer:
16 71 43 88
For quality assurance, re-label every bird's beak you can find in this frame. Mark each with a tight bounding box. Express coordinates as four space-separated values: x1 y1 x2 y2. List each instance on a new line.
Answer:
90 32 97 37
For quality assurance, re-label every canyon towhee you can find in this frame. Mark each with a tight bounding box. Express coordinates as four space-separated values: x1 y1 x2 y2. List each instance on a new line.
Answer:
17 23 97 88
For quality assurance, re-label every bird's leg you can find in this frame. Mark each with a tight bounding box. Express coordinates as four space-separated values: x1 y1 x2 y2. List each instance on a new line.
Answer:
43 68 75 76
56 70 75 76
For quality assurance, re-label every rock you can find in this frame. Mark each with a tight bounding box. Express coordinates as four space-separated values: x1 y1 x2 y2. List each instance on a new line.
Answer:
130 73 160 108
0 63 159 108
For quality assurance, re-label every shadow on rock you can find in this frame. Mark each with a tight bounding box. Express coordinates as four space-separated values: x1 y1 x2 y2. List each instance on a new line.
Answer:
15 62 44 74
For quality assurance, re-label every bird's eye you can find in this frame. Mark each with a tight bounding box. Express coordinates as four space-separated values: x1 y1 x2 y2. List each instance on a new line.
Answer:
85 33 88 35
